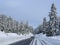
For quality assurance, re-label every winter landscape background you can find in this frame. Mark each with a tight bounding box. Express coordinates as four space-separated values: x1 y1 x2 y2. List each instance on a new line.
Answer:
0 0 60 45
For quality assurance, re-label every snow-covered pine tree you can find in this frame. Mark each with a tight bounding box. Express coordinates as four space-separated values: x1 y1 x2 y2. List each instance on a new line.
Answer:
47 3 59 36
43 17 47 34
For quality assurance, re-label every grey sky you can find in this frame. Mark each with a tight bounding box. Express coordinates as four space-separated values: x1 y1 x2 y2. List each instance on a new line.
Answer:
0 0 60 28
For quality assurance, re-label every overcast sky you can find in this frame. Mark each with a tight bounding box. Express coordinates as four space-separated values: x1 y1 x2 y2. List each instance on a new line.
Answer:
0 0 60 28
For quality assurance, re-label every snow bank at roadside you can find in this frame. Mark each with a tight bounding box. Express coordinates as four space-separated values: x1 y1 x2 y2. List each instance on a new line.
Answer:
0 31 33 45
48 36 60 40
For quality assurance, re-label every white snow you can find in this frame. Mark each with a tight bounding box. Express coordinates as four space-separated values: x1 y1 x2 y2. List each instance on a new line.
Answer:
1 31 60 45
30 33 60 45
0 31 33 45
48 36 60 40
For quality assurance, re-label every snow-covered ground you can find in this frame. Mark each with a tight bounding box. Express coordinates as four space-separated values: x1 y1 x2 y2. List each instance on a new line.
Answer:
30 33 60 45
48 36 60 40
1 31 60 45
0 31 33 45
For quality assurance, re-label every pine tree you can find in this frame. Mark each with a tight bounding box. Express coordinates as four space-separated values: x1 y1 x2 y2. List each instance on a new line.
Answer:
47 3 59 36
43 17 47 34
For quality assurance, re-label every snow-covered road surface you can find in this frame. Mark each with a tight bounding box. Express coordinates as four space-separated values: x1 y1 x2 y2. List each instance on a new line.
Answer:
30 34 60 45
0 31 60 45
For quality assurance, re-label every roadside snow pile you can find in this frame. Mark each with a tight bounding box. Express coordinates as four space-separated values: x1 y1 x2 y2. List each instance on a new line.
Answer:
30 34 60 45
23 33 33 37
0 31 33 45
48 36 60 40
0 31 7 38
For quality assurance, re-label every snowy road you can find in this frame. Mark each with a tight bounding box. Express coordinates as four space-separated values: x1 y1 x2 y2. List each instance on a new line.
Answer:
30 34 60 45
1 31 60 45
9 37 34 45
9 34 60 45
